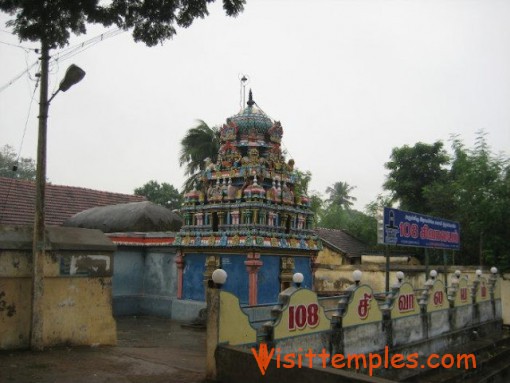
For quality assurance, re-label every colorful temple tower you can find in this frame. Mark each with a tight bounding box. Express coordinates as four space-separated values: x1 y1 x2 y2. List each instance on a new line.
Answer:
175 91 321 305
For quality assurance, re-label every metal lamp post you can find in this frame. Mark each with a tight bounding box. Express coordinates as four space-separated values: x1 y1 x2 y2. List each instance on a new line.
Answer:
31 47 85 350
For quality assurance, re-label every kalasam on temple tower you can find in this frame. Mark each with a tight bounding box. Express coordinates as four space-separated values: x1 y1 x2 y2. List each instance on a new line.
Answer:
175 90 322 305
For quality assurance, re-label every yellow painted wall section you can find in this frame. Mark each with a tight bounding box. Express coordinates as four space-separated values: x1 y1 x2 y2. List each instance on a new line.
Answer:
42 277 116 346
0 251 31 277
502 274 509 325
273 288 330 340
342 285 382 327
454 278 470 307
427 280 450 312
0 277 31 349
1 249 117 349
494 278 501 300
218 291 256 346
390 282 420 318
315 266 491 295
475 277 489 303
316 247 344 266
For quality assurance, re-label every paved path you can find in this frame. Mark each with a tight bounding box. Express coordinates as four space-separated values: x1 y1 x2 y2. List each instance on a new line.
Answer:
0 316 207 383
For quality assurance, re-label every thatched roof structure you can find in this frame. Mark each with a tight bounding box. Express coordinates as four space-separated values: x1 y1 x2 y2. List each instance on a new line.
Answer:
64 201 182 233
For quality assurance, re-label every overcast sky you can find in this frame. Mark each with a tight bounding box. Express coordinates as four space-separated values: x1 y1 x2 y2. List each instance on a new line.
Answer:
1 0 509 211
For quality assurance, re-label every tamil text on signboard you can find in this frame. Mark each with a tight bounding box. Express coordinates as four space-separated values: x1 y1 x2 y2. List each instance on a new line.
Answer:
377 207 460 250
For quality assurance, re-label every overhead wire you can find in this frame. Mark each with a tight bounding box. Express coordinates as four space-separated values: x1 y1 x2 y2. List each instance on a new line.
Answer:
0 77 40 224
17 76 40 164
0 27 125 221
0 27 124 93
0 28 15 35
51 28 123 64
0 61 38 93
0 40 38 52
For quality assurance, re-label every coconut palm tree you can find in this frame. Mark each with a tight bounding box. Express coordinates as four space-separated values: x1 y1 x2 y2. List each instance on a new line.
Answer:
325 181 357 209
179 120 220 192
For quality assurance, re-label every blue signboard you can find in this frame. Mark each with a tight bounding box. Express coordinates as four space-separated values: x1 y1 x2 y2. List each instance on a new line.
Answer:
378 207 460 250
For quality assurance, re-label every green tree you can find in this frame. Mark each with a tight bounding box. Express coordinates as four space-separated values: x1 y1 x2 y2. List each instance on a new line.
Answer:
179 120 220 192
308 192 324 222
314 181 376 245
382 133 510 268
134 180 183 210
293 168 311 197
325 181 357 209
0 145 36 180
318 204 377 246
364 193 393 219
384 141 449 214
1 0 246 49
447 132 510 266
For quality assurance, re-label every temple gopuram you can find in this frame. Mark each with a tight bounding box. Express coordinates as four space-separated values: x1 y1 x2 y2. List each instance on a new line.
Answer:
175 91 321 305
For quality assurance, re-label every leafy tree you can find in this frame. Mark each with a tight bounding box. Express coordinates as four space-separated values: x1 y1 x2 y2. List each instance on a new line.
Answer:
447 132 510 266
313 180 376 245
293 168 311 197
308 192 324 221
1 0 246 48
318 204 377 246
325 181 357 209
179 120 220 192
134 180 183 210
364 193 393 219
384 141 449 214
383 133 510 269
0 145 36 180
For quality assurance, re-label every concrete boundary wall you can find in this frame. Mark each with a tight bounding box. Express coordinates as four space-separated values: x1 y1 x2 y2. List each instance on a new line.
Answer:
316 265 510 325
207 271 503 381
216 345 396 383
0 226 117 350
216 319 502 382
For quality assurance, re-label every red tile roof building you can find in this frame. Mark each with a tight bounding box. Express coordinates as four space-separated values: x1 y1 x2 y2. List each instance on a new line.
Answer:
313 227 368 263
0 177 146 226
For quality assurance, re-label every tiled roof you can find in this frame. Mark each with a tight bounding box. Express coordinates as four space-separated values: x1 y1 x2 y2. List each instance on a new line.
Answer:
0 177 146 226
313 227 368 258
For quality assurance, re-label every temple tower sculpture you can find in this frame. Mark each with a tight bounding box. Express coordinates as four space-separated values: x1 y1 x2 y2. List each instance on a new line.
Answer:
175 91 321 305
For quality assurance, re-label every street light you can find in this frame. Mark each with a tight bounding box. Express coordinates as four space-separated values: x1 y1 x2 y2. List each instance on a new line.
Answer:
353 270 362 286
292 272 304 288
31 59 85 351
212 269 227 288
49 64 86 102
396 271 404 284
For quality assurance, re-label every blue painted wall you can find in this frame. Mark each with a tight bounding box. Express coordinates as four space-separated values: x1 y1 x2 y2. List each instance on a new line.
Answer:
182 253 207 301
294 256 312 289
258 255 280 304
113 249 144 296
140 251 177 316
143 251 177 297
112 249 144 315
113 248 179 316
220 254 248 305
112 246 313 319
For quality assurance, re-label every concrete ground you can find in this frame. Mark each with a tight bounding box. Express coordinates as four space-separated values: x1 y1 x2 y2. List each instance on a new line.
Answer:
0 316 207 383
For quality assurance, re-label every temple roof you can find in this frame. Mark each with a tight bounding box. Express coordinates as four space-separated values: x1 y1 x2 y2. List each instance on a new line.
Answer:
179 90 319 251
227 91 273 134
